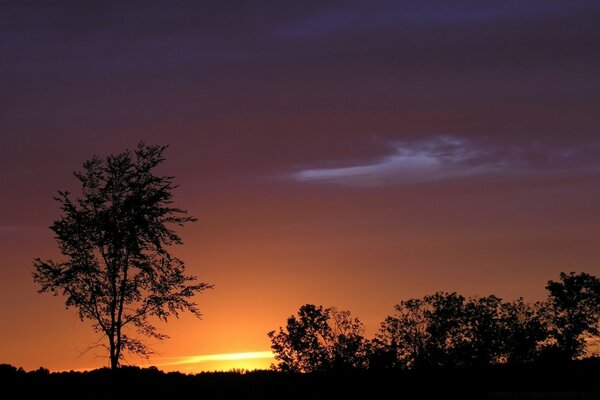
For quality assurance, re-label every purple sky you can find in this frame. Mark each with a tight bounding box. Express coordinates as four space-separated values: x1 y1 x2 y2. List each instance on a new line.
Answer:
1 1 600 371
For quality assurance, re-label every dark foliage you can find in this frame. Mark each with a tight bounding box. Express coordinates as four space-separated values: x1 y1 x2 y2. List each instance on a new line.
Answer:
268 304 366 372
544 272 600 360
501 298 549 364
2 361 600 400
271 273 600 371
33 143 212 369
371 293 551 369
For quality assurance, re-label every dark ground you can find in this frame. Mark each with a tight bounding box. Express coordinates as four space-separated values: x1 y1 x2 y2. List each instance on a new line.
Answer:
1 359 600 400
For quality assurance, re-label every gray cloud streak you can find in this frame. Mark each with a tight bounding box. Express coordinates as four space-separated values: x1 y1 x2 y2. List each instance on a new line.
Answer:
292 136 600 186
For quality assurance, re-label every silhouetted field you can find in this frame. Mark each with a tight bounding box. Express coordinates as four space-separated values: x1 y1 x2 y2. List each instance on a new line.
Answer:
2 359 600 400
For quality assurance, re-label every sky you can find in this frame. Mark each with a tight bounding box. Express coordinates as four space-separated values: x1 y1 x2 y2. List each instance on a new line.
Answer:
1 0 600 372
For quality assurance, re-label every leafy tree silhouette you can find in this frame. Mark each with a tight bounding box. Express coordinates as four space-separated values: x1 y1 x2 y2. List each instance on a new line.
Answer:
544 272 600 360
269 272 600 372
423 292 467 367
500 298 548 364
373 292 470 368
461 295 505 366
372 293 551 369
33 143 212 369
371 298 429 369
268 304 366 372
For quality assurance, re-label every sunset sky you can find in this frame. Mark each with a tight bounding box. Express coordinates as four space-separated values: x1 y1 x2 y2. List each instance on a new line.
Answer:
1 1 600 372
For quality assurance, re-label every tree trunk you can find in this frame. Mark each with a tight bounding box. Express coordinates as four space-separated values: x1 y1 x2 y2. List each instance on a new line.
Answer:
110 354 119 370
109 336 119 369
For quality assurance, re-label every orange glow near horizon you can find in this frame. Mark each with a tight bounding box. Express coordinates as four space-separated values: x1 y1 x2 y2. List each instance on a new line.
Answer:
55 352 275 374
154 351 274 373
2 2 600 375
2 181 600 373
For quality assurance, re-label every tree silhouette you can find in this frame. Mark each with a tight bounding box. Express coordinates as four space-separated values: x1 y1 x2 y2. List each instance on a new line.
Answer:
33 143 212 369
545 272 600 360
268 304 366 372
500 298 548 364
423 292 467 367
461 295 506 366
373 292 553 369
374 292 471 368
371 298 429 369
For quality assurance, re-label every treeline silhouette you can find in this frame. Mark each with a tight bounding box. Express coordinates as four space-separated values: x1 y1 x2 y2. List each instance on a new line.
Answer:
269 272 600 372
2 271 599 399
2 360 600 399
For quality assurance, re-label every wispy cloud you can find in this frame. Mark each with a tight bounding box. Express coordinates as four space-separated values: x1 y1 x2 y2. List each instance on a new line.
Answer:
292 136 600 187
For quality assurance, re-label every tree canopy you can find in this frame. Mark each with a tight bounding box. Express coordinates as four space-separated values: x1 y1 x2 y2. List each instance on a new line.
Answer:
545 272 600 360
268 304 365 372
33 143 212 369
269 272 600 372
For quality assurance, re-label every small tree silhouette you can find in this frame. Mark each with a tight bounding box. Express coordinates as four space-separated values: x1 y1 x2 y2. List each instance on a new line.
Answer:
268 304 366 372
545 272 600 360
33 143 212 369
371 298 430 369
461 295 506 366
500 298 548 364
